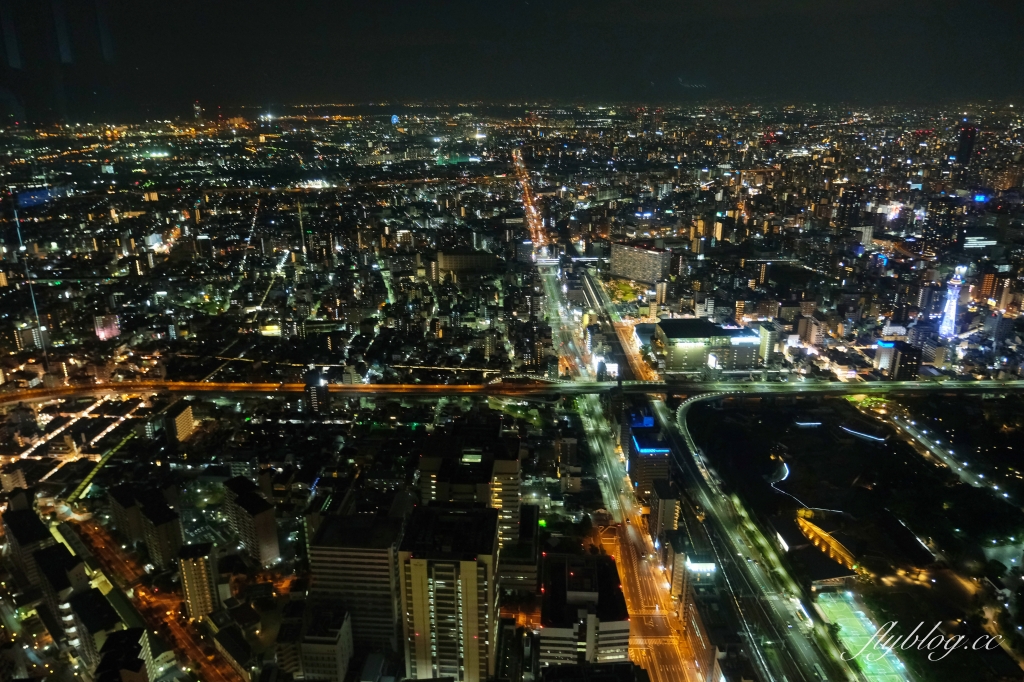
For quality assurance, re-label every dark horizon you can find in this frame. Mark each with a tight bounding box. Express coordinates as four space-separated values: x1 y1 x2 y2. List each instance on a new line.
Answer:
1 0 1023 122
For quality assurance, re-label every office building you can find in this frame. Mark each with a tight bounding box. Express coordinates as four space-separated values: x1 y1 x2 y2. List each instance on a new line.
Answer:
141 502 182 571
626 428 671 501
179 543 220 621
516 240 535 264
874 341 896 373
309 516 404 651
956 122 978 166
609 243 671 284
890 341 922 381
654 319 759 373
538 555 630 667
648 480 679 544
2 508 56 586
399 506 499 682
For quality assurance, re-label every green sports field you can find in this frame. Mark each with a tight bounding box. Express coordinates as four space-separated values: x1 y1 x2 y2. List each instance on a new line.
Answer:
817 591 911 682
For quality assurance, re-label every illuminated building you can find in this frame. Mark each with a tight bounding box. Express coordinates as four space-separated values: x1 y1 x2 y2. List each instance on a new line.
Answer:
609 243 671 284
399 506 498 682
94 313 120 341
654 319 759 373
179 543 219 621
627 428 670 500
939 266 966 338
167 403 196 442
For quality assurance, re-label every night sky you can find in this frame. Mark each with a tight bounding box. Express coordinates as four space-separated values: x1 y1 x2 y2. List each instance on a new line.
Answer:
1 0 1023 121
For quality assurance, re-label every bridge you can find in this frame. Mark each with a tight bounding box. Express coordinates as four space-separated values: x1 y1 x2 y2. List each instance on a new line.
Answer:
2 377 1023 408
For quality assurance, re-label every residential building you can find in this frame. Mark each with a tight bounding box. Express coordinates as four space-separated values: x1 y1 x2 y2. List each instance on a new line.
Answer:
179 543 219 621
141 502 182 571
309 516 403 651
609 243 671 284
399 506 499 682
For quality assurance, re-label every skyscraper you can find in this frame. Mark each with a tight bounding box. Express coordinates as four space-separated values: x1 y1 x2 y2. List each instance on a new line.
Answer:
399 506 498 682
939 266 966 338
956 122 978 166
179 543 219 621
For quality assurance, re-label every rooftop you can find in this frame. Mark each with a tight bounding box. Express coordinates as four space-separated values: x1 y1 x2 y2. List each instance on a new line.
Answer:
313 515 403 550
399 505 498 561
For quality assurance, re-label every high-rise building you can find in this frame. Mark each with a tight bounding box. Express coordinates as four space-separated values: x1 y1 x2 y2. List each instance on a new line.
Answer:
35 543 89 639
68 589 124 670
223 473 278 561
956 122 978 166
179 543 219 621
939 266 966 338
890 342 922 381
609 243 671 284
234 492 280 568
757 324 779 364
537 555 630 667
399 506 498 682
167 403 196 442
418 421 522 548
141 502 182 571
309 516 403 651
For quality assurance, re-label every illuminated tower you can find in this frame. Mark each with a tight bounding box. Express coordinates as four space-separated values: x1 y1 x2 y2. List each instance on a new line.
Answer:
939 266 966 338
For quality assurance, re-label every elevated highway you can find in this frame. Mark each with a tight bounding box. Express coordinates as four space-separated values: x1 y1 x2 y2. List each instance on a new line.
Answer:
1 377 1023 408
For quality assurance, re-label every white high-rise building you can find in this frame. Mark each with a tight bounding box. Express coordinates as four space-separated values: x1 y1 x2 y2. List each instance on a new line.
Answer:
399 507 498 682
